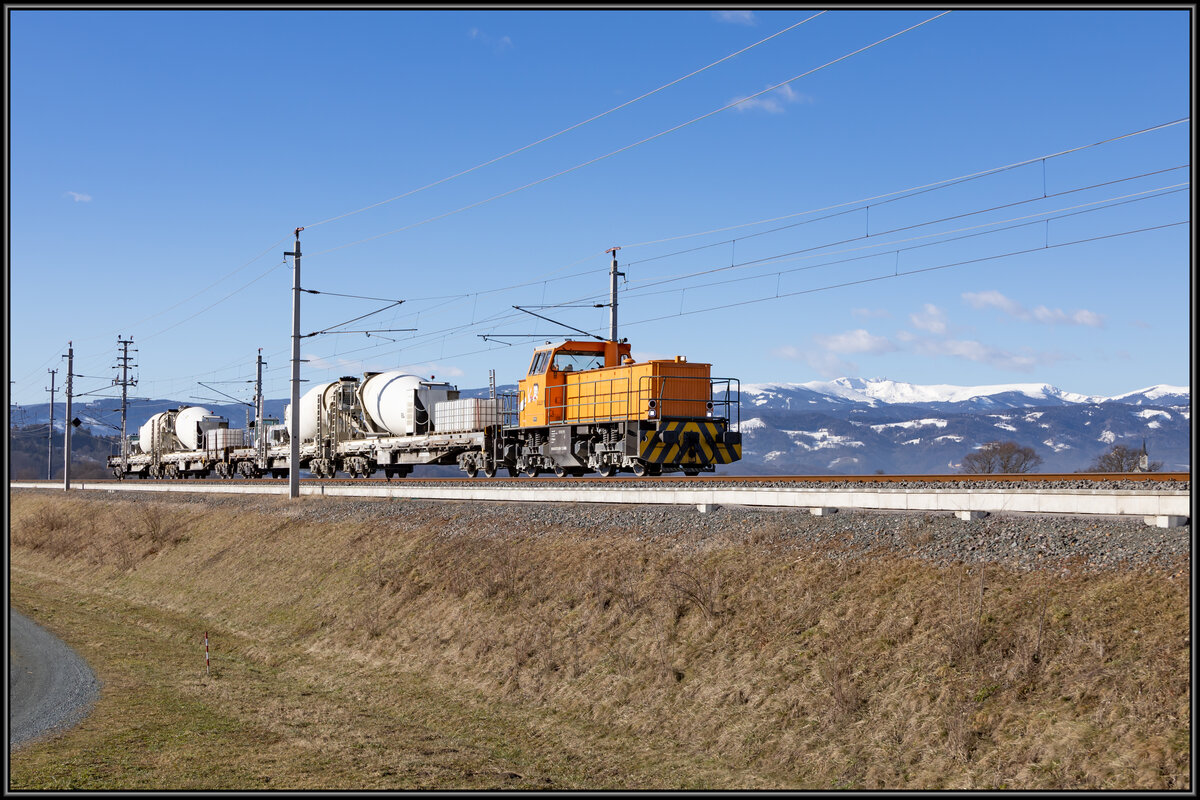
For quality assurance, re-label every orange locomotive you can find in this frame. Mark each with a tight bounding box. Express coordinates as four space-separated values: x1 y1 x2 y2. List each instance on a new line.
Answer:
464 337 740 478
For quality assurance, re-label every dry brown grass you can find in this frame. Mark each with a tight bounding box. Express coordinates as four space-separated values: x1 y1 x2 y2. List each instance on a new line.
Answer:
8 491 1190 790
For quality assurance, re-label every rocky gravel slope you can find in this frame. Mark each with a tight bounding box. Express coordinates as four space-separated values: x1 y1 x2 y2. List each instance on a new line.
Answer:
38 488 1189 576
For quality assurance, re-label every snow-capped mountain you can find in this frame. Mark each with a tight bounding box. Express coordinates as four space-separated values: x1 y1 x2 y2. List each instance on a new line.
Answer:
740 377 1187 412
728 378 1190 475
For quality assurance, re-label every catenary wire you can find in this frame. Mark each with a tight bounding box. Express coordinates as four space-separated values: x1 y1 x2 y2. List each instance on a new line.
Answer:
98 122 1181 395
305 11 952 260
301 12 827 231
285 188 1187 376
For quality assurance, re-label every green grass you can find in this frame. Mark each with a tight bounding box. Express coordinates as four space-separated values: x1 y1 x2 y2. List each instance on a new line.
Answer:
8 491 1191 790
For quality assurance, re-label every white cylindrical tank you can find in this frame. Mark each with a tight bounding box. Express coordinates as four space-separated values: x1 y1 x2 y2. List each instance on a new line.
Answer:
174 406 215 450
283 382 334 442
138 411 169 453
359 372 425 436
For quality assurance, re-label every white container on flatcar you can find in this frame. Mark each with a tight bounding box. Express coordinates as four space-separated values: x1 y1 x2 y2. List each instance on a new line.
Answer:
433 398 501 433
205 427 246 449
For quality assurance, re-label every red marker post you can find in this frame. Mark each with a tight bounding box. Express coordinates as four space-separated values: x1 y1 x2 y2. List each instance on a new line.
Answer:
204 631 210 676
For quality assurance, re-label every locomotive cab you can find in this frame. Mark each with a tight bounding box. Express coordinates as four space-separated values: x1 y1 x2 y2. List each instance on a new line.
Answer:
512 339 740 477
519 340 630 427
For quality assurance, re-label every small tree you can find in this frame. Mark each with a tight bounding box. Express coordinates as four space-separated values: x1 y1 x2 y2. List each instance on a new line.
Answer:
1084 443 1162 473
960 440 1043 474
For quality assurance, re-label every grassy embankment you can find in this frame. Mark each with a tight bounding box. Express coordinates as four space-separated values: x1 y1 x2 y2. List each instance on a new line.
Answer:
8 491 1190 790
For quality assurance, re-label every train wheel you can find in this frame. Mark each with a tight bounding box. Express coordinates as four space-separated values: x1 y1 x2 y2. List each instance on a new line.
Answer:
507 467 519 478
483 465 496 479
465 463 478 478
525 465 540 478
553 464 566 478
597 464 615 478
631 461 647 478
683 468 701 477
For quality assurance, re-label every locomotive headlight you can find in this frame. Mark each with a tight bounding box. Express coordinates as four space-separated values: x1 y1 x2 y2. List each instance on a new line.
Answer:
705 401 714 418
648 399 657 419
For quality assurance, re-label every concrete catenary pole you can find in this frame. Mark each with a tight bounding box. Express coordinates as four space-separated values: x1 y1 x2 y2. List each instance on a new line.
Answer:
607 246 622 343
285 228 304 499
45 369 56 480
63 343 73 491
255 348 264 453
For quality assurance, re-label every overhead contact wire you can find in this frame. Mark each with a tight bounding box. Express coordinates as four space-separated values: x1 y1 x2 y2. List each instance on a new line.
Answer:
309 11 951 259
620 117 1190 250
300 12 827 232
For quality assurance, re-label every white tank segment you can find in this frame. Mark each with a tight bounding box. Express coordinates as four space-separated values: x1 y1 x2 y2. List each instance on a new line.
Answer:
360 372 425 436
174 407 225 450
359 372 456 436
174 406 216 450
138 412 168 453
284 382 334 442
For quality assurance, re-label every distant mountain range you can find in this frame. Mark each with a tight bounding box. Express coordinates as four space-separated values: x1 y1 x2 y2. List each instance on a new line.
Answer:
9 379 1190 475
730 379 1190 474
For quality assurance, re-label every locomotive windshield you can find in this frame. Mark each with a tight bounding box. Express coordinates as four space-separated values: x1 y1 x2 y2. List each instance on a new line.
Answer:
551 351 605 372
528 350 551 376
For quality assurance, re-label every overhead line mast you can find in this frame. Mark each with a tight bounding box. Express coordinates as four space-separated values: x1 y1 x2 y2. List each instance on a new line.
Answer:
285 227 304 500
605 246 623 367
114 336 137 475
63 343 73 491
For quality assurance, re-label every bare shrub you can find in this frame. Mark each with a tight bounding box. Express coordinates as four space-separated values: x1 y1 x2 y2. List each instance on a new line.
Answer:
944 702 975 762
137 504 172 545
112 535 138 572
943 565 986 666
666 563 725 621
356 603 387 639
817 655 864 717
34 504 70 533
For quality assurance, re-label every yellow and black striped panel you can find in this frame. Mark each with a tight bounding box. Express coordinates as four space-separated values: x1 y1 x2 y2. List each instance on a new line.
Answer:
639 421 741 465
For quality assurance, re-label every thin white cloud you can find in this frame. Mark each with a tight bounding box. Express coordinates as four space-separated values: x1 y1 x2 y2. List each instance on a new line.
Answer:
772 343 858 378
815 328 897 355
731 83 812 114
304 354 363 372
713 10 757 25
468 27 513 53
962 289 1021 316
913 337 1067 372
909 304 948 335
65 191 92 203
962 289 1104 328
399 362 465 379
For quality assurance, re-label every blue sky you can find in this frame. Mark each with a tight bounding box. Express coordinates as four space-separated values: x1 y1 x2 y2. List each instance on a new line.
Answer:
8 8 1192 415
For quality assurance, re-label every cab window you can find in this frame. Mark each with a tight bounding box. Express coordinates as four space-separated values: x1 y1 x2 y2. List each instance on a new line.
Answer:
528 350 551 376
551 350 604 372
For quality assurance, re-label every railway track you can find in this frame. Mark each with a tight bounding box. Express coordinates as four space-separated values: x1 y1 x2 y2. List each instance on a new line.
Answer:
44 471 1193 487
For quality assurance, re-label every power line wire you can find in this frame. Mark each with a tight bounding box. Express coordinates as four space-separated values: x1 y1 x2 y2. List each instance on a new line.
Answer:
301 12 827 231
307 11 952 259
620 117 1190 250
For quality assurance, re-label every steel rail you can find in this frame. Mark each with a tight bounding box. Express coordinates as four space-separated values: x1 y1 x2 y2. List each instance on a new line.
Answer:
52 471 1190 486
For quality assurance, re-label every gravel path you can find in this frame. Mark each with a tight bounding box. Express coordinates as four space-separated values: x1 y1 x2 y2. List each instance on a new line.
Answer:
9 608 101 752
38 488 1189 576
